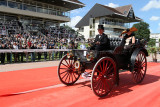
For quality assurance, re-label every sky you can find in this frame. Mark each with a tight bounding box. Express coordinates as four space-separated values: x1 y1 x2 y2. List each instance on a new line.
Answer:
67 0 160 33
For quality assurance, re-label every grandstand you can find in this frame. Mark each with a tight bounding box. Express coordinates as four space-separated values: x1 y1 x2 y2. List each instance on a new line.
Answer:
0 0 85 36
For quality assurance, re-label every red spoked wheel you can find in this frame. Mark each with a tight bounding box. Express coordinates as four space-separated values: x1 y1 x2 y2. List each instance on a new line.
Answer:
132 51 147 83
91 57 117 97
58 55 80 85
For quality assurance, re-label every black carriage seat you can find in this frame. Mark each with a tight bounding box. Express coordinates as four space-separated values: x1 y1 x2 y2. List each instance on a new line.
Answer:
107 37 123 52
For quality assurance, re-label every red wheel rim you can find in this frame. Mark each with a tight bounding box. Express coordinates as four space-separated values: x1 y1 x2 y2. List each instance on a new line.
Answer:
91 57 116 97
132 51 147 83
58 55 80 85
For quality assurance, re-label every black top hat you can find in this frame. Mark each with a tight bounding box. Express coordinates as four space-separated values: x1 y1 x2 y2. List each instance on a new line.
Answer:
98 25 104 30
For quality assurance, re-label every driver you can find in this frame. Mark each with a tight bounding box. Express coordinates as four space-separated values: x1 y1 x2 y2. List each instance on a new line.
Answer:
90 25 110 51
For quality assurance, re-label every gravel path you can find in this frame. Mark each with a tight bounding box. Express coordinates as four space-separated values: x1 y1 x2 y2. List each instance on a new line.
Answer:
0 54 160 72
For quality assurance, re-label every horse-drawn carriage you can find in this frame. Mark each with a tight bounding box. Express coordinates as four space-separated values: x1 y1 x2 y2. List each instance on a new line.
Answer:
57 37 148 97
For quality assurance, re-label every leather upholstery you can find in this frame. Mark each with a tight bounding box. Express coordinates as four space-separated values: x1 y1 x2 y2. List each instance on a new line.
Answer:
109 37 122 50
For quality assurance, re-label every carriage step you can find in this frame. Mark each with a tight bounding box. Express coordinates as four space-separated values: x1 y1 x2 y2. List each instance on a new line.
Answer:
82 72 91 79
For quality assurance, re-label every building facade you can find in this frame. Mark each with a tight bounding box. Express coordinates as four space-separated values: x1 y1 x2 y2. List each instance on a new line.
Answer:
150 33 160 47
0 0 85 35
76 3 142 39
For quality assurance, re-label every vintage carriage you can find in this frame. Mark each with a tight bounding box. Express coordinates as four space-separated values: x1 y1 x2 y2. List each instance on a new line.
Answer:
57 37 148 97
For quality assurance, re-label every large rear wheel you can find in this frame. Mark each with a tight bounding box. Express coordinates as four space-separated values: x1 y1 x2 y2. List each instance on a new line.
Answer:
91 57 117 97
132 51 147 83
57 55 80 85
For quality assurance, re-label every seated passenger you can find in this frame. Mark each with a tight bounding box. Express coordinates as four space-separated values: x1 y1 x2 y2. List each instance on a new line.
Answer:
90 25 110 51
119 27 137 49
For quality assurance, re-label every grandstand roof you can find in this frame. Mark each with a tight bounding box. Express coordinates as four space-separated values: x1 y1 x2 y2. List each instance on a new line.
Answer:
35 0 85 10
75 3 142 28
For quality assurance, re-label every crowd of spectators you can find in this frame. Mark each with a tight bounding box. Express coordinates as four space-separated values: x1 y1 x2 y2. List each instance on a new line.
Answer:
0 28 81 65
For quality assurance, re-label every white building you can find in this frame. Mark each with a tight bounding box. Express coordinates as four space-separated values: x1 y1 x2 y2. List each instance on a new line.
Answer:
150 33 160 47
75 3 142 39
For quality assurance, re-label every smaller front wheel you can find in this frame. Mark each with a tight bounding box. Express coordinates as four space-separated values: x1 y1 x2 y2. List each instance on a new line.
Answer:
91 57 117 97
57 55 80 85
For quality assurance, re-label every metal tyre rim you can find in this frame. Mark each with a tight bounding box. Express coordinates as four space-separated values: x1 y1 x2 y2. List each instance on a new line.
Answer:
132 51 147 83
91 57 117 97
57 55 80 86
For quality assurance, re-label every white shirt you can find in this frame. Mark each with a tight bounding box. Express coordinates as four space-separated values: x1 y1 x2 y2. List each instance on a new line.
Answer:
80 44 86 49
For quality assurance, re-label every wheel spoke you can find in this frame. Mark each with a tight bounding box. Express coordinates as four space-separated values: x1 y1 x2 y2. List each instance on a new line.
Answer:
64 59 70 67
58 55 80 85
60 70 68 74
68 58 71 65
93 78 101 89
71 73 73 83
97 80 103 94
64 73 69 82
61 72 69 79
104 60 108 72
92 57 116 97
99 62 103 72
95 69 102 75
61 62 69 68
59 68 67 69
106 66 114 75
132 52 147 83
68 73 71 83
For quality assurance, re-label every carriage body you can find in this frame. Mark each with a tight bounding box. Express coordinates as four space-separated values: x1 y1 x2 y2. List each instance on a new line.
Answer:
57 37 148 97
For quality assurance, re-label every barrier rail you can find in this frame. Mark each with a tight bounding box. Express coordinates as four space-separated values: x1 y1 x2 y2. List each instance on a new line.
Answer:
0 49 87 53
0 49 87 64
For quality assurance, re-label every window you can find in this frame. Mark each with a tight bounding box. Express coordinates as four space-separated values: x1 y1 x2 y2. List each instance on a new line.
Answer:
128 8 134 18
37 7 43 13
8 1 18 9
0 0 7 6
124 11 127 14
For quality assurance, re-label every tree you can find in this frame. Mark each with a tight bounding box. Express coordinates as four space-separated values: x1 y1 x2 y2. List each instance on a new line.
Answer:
132 21 150 41
148 38 156 47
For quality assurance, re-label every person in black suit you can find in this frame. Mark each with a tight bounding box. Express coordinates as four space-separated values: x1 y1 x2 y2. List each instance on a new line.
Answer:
91 25 110 51
0 43 6 64
59 43 63 59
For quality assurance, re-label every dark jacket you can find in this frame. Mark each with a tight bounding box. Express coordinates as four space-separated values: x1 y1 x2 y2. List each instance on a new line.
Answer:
94 33 110 50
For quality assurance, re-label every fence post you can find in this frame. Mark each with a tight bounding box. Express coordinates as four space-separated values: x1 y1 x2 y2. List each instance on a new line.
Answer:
10 52 12 63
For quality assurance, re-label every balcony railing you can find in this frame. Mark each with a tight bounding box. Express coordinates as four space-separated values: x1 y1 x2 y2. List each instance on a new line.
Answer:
0 0 70 18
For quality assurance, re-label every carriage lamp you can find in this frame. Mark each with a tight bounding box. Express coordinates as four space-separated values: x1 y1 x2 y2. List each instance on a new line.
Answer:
86 51 94 61
67 50 73 58
74 61 81 70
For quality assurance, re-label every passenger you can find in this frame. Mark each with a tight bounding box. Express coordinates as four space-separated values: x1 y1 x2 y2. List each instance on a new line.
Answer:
119 27 137 49
90 25 110 51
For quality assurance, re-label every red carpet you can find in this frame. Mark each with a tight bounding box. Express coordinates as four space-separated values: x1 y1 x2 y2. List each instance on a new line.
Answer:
0 66 60 96
0 62 160 107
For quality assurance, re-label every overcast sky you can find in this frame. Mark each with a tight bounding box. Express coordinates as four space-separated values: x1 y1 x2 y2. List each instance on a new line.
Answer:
67 0 160 33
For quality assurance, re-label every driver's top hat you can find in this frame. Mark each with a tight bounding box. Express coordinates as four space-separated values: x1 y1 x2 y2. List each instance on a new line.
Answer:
98 25 104 30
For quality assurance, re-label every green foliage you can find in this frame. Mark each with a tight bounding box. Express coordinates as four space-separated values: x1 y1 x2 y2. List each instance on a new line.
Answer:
148 39 156 47
148 46 158 60
149 46 157 53
157 47 160 52
132 21 150 41
63 25 75 32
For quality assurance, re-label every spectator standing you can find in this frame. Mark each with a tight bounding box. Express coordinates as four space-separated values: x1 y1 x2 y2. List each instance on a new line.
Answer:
13 42 18 62
80 42 86 49
37 43 42 61
0 43 6 64
54 43 59 60
59 43 63 59
6 44 12 63
50 41 55 60
43 43 47 60
63 43 67 55
31 43 36 62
